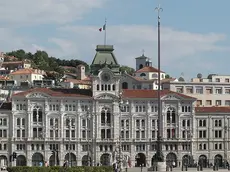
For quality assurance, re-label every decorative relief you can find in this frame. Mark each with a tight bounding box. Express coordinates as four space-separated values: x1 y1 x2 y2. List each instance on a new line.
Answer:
97 94 116 100
27 92 48 98
163 104 177 111
163 95 179 100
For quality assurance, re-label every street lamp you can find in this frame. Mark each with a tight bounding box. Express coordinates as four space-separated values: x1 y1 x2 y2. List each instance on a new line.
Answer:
40 125 46 166
153 3 165 170
116 92 129 172
65 116 75 167
86 108 92 166
224 124 227 169
52 122 59 166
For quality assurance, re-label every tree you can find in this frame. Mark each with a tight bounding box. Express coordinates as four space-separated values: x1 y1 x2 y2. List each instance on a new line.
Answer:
5 49 88 82
120 66 135 75
165 74 172 79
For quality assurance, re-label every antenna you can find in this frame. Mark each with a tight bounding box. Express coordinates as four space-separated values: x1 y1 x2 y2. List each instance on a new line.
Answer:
142 49 145 56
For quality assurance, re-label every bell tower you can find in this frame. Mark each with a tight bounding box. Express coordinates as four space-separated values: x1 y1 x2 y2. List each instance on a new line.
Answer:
90 45 121 97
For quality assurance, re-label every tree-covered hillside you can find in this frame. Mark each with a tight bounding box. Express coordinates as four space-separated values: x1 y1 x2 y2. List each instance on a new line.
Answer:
5 49 136 79
5 49 88 80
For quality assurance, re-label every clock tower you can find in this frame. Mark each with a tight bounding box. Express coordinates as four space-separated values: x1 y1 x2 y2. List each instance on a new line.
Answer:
90 45 121 98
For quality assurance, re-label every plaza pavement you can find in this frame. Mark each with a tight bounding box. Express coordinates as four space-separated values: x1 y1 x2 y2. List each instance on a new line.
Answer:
126 167 230 172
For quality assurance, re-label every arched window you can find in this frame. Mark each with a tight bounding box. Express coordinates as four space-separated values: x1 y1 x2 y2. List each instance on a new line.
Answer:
182 120 186 127
152 73 158 78
139 64 143 69
187 120 190 127
140 73 146 77
218 120 222 127
17 118 20 126
101 110 105 124
199 120 202 127
203 120 206 127
167 111 170 123
122 82 128 89
166 107 176 124
32 106 43 123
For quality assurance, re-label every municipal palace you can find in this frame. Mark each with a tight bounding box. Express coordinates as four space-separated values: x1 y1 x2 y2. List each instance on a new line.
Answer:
0 45 228 168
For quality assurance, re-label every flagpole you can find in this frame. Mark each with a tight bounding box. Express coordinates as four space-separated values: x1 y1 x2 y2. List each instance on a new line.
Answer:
104 18 107 46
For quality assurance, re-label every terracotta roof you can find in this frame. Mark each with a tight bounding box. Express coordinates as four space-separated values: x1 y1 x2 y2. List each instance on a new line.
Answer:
2 60 30 65
10 69 43 75
13 87 92 97
123 73 157 82
122 89 195 99
135 66 165 73
161 78 177 83
62 66 76 69
0 76 10 80
65 73 77 77
195 106 230 113
65 78 91 85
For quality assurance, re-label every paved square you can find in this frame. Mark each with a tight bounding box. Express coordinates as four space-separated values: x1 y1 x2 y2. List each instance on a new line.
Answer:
126 167 229 172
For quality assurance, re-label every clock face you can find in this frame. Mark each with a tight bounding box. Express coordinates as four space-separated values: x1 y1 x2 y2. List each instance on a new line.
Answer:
101 73 111 82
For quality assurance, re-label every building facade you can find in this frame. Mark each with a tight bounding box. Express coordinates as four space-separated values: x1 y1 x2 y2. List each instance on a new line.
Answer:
0 45 228 168
162 74 230 107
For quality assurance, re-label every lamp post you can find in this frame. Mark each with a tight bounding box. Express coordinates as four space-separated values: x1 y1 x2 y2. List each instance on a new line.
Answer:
117 92 129 172
52 122 58 166
153 3 164 169
86 108 92 166
40 126 46 166
65 116 74 167
224 124 227 169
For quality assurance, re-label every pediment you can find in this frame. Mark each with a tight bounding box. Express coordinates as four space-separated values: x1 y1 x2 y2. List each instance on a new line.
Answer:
162 94 181 100
26 92 49 98
95 93 118 100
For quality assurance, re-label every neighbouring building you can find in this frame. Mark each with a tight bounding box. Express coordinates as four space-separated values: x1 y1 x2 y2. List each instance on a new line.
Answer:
9 68 45 86
0 45 228 168
2 59 31 70
162 74 230 107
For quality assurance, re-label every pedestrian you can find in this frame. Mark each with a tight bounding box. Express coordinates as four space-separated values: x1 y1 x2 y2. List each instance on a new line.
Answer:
45 161 48 167
63 160 67 168
113 162 118 172
39 161 43 167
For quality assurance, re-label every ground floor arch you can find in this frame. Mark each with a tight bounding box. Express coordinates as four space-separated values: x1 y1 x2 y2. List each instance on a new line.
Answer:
100 153 110 166
198 155 207 168
49 154 55 166
0 155 7 167
65 153 77 167
182 155 193 167
166 152 177 167
214 154 223 167
32 152 44 166
135 153 146 167
16 155 26 166
82 155 91 166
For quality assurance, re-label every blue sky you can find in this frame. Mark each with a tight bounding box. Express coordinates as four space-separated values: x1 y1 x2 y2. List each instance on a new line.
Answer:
0 0 230 80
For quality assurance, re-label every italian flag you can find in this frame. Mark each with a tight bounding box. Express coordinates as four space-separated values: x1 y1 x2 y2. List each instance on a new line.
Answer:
99 24 106 32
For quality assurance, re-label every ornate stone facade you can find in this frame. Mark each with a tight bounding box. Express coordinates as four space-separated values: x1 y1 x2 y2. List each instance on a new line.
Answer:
0 45 228 168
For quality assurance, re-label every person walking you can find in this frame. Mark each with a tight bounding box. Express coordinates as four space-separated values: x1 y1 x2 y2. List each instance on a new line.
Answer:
63 160 68 168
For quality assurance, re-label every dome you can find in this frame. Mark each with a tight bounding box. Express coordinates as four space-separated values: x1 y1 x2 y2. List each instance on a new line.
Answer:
178 77 185 82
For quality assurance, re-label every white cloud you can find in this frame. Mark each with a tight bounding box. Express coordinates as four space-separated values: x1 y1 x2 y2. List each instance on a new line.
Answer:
0 0 107 25
51 25 229 69
0 24 228 77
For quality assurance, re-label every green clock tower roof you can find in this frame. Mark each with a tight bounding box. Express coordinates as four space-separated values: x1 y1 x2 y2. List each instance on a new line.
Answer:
90 45 120 75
